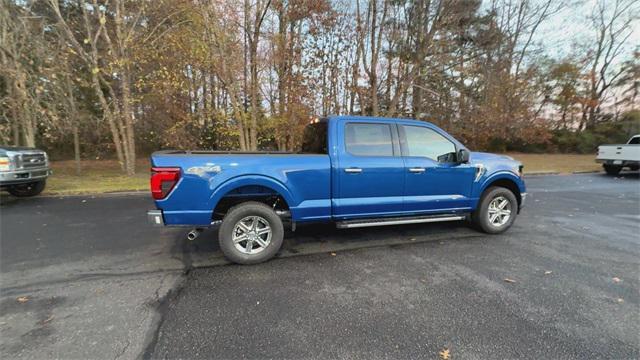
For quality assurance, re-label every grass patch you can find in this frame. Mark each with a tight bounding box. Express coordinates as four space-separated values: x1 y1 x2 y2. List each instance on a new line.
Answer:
46 159 150 195
44 153 601 195
506 153 600 174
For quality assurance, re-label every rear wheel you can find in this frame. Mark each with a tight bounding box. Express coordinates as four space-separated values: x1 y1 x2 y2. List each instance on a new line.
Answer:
472 186 518 234
218 201 284 264
603 164 622 176
7 180 46 197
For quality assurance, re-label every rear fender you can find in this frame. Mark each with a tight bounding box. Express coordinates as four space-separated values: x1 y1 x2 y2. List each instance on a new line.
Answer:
207 175 296 213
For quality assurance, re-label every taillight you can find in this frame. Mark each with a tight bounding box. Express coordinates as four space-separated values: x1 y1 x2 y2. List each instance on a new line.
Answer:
150 167 181 200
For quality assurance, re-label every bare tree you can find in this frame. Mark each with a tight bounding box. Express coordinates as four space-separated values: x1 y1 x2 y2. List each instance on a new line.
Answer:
582 0 637 129
245 0 271 150
0 2 39 147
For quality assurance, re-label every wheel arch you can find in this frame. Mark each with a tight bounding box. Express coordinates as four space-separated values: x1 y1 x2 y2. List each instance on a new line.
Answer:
479 173 523 209
208 175 295 220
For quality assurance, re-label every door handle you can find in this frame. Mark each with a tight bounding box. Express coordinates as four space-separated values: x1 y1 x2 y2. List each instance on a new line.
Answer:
344 168 362 173
408 167 426 173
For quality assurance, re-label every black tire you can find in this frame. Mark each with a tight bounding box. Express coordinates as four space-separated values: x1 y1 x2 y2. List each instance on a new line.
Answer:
7 180 46 197
218 201 284 265
603 164 622 176
472 186 518 234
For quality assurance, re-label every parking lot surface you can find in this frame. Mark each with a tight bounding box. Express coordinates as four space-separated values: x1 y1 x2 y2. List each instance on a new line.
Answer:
1 173 639 359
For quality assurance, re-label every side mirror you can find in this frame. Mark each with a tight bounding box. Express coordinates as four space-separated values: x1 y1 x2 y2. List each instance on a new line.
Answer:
457 148 470 164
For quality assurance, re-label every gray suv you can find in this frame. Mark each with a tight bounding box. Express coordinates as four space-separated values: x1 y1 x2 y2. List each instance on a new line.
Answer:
0 146 51 197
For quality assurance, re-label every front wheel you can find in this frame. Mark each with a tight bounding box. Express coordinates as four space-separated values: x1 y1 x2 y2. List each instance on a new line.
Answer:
7 180 46 197
218 201 284 265
603 164 622 176
472 186 518 234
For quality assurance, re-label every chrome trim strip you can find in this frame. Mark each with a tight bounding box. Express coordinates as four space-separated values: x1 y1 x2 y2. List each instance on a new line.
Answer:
337 215 466 229
474 164 486 182
344 168 362 173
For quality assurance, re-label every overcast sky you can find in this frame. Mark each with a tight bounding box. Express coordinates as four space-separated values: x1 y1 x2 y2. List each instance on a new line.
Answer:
534 0 639 64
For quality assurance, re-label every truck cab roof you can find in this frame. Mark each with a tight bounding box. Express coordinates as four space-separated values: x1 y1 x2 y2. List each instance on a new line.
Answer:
326 115 435 127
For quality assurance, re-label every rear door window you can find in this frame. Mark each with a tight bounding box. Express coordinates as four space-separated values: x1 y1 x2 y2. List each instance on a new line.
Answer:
301 122 328 154
345 123 394 156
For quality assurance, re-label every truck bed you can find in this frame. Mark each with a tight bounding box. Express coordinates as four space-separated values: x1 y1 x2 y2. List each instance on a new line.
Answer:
151 151 332 225
154 149 297 155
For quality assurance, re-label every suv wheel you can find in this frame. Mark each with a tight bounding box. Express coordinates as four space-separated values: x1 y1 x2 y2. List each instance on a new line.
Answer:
218 201 284 264
603 164 622 176
7 180 46 197
472 186 518 234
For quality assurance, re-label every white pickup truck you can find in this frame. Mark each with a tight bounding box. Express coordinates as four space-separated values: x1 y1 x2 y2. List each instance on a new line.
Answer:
596 135 640 175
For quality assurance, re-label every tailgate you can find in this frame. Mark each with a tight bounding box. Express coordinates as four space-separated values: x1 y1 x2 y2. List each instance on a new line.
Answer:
597 145 621 160
597 145 640 161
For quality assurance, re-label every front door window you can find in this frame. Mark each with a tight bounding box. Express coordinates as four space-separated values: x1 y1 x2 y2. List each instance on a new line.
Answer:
402 125 456 163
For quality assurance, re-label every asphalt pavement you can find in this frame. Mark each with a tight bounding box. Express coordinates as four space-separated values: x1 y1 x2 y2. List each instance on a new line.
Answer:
1 173 639 359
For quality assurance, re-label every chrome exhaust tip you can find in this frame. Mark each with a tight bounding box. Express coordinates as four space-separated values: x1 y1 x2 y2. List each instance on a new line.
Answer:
187 228 202 241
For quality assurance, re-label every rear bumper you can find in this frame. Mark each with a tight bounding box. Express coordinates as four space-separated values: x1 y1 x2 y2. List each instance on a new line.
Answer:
596 159 640 166
147 209 217 227
0 168 51 186
148 210 165 226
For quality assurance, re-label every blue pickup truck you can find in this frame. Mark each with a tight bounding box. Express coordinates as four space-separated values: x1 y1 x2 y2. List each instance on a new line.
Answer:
148 116 526 264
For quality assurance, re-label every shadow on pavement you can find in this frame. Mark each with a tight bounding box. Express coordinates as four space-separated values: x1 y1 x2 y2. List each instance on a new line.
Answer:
177 219 483 268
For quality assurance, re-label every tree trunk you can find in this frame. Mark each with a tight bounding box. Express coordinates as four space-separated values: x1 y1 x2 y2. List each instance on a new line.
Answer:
14 71 36 147
10 98 20 146
73 125 81 175
249 39 259 150
92 73 125 171
120 69 136 175
247 0 270 150
65 75 81 175
277 5 287 120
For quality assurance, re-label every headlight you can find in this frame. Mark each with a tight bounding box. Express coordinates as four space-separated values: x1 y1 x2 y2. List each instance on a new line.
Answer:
0 156 11 171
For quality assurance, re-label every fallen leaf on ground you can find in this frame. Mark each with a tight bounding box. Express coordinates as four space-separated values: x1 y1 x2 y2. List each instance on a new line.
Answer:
330 252 336 256
16 296 29 303
612 277 621 283
439 348 450 360
42 315 54 324
544 271 552 275
504 278 516 283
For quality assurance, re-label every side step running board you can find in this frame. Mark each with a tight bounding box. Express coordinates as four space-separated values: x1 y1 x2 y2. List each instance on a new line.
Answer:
336 214 467 229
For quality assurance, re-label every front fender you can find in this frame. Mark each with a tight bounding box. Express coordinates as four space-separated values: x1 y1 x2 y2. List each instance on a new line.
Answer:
206 174 297 211
476 171 525 198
